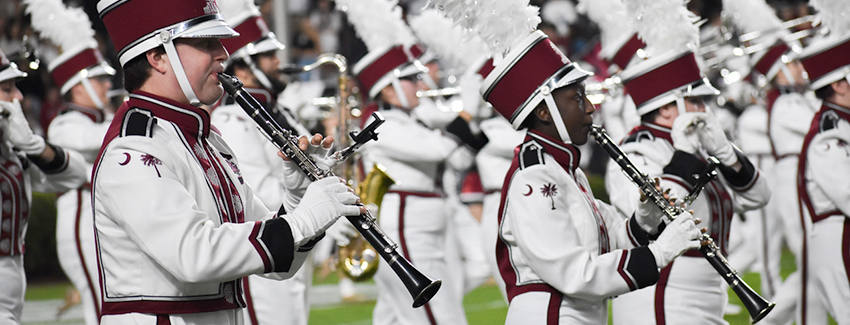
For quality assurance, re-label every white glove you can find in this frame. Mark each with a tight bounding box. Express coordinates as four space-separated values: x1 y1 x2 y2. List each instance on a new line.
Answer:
694 112 739 166
325 218 359 246
284 177 362 246
282 136 333 212
0 99 45 155
459 73 483 118
670 112 701 154
635 195 664 234
647 211 701 268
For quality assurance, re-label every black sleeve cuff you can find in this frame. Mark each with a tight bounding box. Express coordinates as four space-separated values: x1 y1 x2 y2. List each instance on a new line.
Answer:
445 116 488 150
662 150 708 189
627 215 656 246
260 218 295 273
298 232 325 252
618 246 660 290
28 143 69 174
718 150 758 190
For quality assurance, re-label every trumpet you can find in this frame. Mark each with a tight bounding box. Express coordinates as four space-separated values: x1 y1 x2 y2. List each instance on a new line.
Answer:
589 125 775 323
217 72 442 308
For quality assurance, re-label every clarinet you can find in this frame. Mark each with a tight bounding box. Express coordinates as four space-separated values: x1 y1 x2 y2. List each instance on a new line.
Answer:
589 125 775 323
217 73 441 308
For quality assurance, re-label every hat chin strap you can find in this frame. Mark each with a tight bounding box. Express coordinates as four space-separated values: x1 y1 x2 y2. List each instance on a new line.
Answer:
243 54 274 91
163 40 201 106
779 65 798 86
390 76 411 109
80 77 105 110
675 92 687 115
544 94 571 144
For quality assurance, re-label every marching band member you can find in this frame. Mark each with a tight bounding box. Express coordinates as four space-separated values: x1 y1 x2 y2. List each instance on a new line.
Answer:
796 0 850 321
338 0 478 323
407 9 491 298
607 0 770 323
0 47 87 324
433 0 704 323
92 0 362 323
24 0 117 323
213 0 314 323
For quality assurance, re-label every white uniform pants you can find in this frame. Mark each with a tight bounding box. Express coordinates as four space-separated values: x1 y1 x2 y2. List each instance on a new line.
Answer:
803 217 850 324
56 188 100 325
0 255 24 324
372 193 467 325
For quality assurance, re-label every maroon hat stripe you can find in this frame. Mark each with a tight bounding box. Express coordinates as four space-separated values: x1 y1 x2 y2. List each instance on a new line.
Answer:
800 39 850 85
753 42 789 76
356 46 409 96
625 52 702 108
408 44 425 59
611 34 645 69
221 16 266 54
51 48 103 89
102 0 217 53
477 58 494 78
485 38 566 121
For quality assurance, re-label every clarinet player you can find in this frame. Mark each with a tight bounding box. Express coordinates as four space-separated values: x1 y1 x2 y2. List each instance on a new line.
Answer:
91 0 363 323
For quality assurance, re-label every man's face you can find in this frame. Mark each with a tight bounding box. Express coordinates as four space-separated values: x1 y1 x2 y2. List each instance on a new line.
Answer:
0 80 22 102
73 76 112 108
173 38 229 105
683 96 707 112
254 51 281 82
552 83 595 145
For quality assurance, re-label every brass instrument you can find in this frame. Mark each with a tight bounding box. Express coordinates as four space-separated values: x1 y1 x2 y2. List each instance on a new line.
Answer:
218 72 442 308
589 125 775 323
290 53 390 282
338 164 395 281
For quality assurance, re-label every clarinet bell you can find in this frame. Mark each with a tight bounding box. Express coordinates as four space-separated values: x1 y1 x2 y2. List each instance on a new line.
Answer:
388 258 442 308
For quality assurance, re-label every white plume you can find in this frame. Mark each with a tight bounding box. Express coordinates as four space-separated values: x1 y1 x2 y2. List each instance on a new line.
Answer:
429 0 541 56
723 0 784 45
217 0 260 25
408 9 489 71
24 0 96 51
624 0 700 57
541 0 577 36
809 0 850 35
577 0 634 59
336 0 417 51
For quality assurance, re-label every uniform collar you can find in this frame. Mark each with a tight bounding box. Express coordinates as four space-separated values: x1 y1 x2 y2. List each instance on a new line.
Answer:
636 122 674 143
824 101 850 121
526 129 581 174
62 102 105 123
128 90 211 139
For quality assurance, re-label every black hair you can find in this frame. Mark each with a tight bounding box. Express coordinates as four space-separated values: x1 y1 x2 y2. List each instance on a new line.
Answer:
814 84 835 100
121 47 165 92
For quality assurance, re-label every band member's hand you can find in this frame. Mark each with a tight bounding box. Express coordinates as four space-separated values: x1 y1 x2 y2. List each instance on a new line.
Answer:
694 112 739 167
280 134 334 211
326 217 359 246
647 211 701 268
284 177 363 246
670 112 701 154
634 178 670 234
0 99 45 155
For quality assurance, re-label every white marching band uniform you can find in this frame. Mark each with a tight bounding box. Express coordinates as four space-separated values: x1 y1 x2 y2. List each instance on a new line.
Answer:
211 89 313 325
48 103 112 324
93 92 316 324
798 102 850 324
607 123 770 325
499 130 662 325
0 139 86 323
362 107 471 325
475 114 524 301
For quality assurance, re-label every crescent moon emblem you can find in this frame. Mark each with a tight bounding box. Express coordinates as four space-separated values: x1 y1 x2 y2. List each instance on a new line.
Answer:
119 153 131 165
523 184 533 196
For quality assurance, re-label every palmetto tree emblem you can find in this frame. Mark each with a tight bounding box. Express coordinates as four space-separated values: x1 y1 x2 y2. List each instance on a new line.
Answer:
541 183 558 210
141 154 163 177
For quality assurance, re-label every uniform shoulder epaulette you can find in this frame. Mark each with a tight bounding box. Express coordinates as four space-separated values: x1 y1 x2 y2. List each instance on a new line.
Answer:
519 141 545 169
120 107 156 138
622 130 654 144
820 110 841 132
